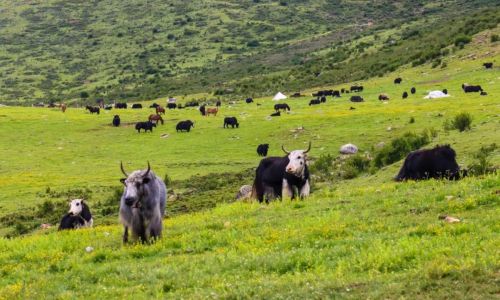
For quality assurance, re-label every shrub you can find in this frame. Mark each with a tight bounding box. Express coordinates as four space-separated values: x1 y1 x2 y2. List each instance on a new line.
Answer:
491 34 499 42
468 143 498 175
445 112 472 132
246 40 260 47
454 34 471 46
409 117 415 124
310 154 334 175
80 91 89 98
372 131 431 168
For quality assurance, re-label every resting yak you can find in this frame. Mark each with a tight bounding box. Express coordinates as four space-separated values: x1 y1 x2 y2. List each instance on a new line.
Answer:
252 142 311 203
395 145 462 181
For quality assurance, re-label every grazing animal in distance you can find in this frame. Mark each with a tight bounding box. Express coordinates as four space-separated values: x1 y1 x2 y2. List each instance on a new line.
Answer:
378 94 389 101
274 103 290 112
59 199 93 230
85 106 100 114
167 103 177 109
402 92 408 99
246 98 254 103
309 99 321 106
350 95 364 102
442 89 448 95
270 111 281 117
350 85 363 92
320 96 327 103
462 84 483 93
480 91 488 96
394 77 402 84
199 104 206 116
104 105 113 110
291 92 302 97
252 142 311 203
257 144 269 156
483 62 493 69
149 103 160 108
176 120 194 132
115 103 127 109
341 88 345 93
61 104 67 113
332 90 341 97
112 115 120 127
395 145 462 181
119 162 166 243
411 87 416 94
156 106 166 115
223 117 239 128
206 107 218 116
349 106 356 110
185 101 199 107
131 104 142 109
148 114 164 125
135 121 156 133
216 100 221 107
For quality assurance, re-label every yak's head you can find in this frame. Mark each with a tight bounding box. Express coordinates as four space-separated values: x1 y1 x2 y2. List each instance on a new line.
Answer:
282 142 311 178
120 162 152 207
68 199 85 215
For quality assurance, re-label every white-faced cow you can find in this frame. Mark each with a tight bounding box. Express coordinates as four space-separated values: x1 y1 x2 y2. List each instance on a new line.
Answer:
119 162 166 243
252 142 311 203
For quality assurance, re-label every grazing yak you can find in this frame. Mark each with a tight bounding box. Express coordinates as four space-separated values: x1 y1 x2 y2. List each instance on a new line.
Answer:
85 106 100 114
104 105 113 110
442 89 448 95
149 103 159 108
270 111 281 117
199 104 206 116
483 62 493 69
309 99 321 106
246 98 254 103
59 199 93 230
119 162 166 243
185 100 199 107
223 117 239 128
216 100 221 107
176 120 194 132
411 87 416 94
252 142 311 203
112 115 120 127
131 104 142 109
350 85 363 92
291 92 302 97
332 90 341 97
257 144 269 156
156 106 166 115
61 104 67 113
462 84 483 93
135 121 156 133
167 103 177 109
320 96 327 103
395 145 462 181
274 103 290 112
115 103 127 109
402 91 408 99
394 77 402 84
350 95 364 102
378 94 389 101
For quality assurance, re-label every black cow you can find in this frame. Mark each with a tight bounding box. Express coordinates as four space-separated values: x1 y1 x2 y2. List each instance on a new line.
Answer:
246 98 254 104
332 90 341 97
411 87 416 94
483 62 493 69
270 111 281 117
341 88 345 93
135 121 156 133
274 103 290 112
167 103 177 109
394 77 402 84
115 103 127 109
350 85 363 92
379 94 389 101
132 104 142 109
199 104 206 116
150 103 160 108
176 120 194 132
257 144 269 157
462 84 483 93
395 145 461 181
309 99 321 106
112 115 120 127
320 96 327 103
85 106 100 114
216 100 221 107
253 143 311 203
223 117 239 128
350 95 364 102
442 89 448 95
402 92 408 99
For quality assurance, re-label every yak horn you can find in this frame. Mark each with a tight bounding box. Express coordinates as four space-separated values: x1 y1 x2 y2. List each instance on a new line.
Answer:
304 141 312 153
143 161 151 177
281 145 290 154
120 161 128 177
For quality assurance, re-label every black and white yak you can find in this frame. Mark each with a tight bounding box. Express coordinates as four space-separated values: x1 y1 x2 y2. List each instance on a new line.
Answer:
252 142 311 203
58 199 93 230
119 162 166 243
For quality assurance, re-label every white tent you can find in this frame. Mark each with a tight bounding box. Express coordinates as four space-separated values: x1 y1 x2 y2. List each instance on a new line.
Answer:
424 91 450 99
272 92 287 101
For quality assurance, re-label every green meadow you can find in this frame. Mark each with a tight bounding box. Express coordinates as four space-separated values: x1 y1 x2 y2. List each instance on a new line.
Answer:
0 28 499 298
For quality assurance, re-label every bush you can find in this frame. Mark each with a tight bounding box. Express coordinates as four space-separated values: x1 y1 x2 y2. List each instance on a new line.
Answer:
80 91 89 98
409 117 415 124
310 154 334 175
372 131 431 168
468 143 498 175
445 112 472 132
491 34 499 42
454 34 471 46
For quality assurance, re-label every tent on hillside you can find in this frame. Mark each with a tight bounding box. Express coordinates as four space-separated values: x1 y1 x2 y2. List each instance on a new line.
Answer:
424 91 450 99
272 92 287 101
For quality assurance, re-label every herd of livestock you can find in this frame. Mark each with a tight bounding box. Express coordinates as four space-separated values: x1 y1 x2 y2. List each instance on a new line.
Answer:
51 62 494 243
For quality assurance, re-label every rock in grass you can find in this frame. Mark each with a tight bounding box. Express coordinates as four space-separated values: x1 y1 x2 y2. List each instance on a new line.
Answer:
85 246 94 253
439 215 461 223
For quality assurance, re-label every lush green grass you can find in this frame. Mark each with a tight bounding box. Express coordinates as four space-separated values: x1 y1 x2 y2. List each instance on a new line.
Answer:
0 30 499 298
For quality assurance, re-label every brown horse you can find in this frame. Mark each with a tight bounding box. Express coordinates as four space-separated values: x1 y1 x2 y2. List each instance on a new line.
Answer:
149 114 164 125
206 107 218 116
61 103 67 113
156 106 165 115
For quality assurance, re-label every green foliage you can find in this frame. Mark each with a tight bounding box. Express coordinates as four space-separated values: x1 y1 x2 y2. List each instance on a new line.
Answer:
445 112 472 132
372 131 432 169
468 143 498 175
454 34 472 46
492 34 499 42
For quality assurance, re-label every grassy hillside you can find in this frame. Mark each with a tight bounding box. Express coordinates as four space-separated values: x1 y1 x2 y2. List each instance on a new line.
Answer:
0 1 498 104
0 26 499 298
